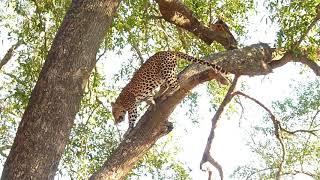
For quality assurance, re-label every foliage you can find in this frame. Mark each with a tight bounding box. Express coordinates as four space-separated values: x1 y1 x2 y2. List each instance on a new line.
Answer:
267 0 320 59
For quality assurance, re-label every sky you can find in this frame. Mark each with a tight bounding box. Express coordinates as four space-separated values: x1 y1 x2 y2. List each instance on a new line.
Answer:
0 0 319 180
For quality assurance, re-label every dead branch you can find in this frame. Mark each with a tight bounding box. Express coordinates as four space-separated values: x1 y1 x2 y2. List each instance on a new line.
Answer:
234 91 285 179
200 75 240 180
234 95 245 127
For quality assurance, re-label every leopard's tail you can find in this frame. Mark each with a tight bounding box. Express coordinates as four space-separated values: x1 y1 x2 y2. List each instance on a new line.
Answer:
173 51 228 74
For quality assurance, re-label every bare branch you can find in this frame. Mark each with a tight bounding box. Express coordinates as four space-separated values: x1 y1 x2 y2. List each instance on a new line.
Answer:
281 128 319 137
130 42 144 65
200 75 240 180
96 45 108 62
234 95 245 127
233 91 285 179
0 42 20 70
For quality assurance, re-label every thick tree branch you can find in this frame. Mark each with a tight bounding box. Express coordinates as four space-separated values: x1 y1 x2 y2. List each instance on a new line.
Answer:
281 128 319 137
155 0 237 50
1 0 121 179
270 52 320 76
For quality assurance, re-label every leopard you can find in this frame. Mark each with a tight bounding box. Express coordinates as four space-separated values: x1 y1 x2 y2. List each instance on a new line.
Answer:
111 51 228 129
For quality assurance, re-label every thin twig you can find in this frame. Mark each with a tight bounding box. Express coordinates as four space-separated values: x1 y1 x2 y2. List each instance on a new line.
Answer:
0 42 21 70
233 91 285 179
281 128 319 137
130 41 144 65
292 4 320 49
234 95 245 127
200 75 240 180
96 44 108 62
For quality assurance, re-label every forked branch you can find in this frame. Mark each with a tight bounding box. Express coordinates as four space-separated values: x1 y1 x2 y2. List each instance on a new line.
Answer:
234 91 285 179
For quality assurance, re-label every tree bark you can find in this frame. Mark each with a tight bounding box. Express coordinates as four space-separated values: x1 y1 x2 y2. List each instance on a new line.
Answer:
1 0 121 179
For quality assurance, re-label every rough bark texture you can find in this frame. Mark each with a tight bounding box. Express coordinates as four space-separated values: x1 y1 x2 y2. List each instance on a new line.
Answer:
1 0 121 179
90 44 274 180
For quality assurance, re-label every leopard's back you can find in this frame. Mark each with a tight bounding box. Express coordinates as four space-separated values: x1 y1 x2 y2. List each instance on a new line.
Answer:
117 52 168 110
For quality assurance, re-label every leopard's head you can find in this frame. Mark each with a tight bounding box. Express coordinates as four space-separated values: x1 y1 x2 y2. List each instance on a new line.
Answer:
111 102 126 124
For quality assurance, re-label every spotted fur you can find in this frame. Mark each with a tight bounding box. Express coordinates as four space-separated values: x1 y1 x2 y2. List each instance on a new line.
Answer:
111 51 227 129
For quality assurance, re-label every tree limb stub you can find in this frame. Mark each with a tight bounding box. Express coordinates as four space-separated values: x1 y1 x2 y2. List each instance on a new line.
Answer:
155 0 237 50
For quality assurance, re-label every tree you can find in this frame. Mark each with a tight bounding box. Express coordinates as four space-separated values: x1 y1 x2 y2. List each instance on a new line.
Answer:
0 0 319 179
1 0 121 179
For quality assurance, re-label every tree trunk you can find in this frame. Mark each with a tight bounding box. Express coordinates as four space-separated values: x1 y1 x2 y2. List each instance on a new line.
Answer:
1 0 121 179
